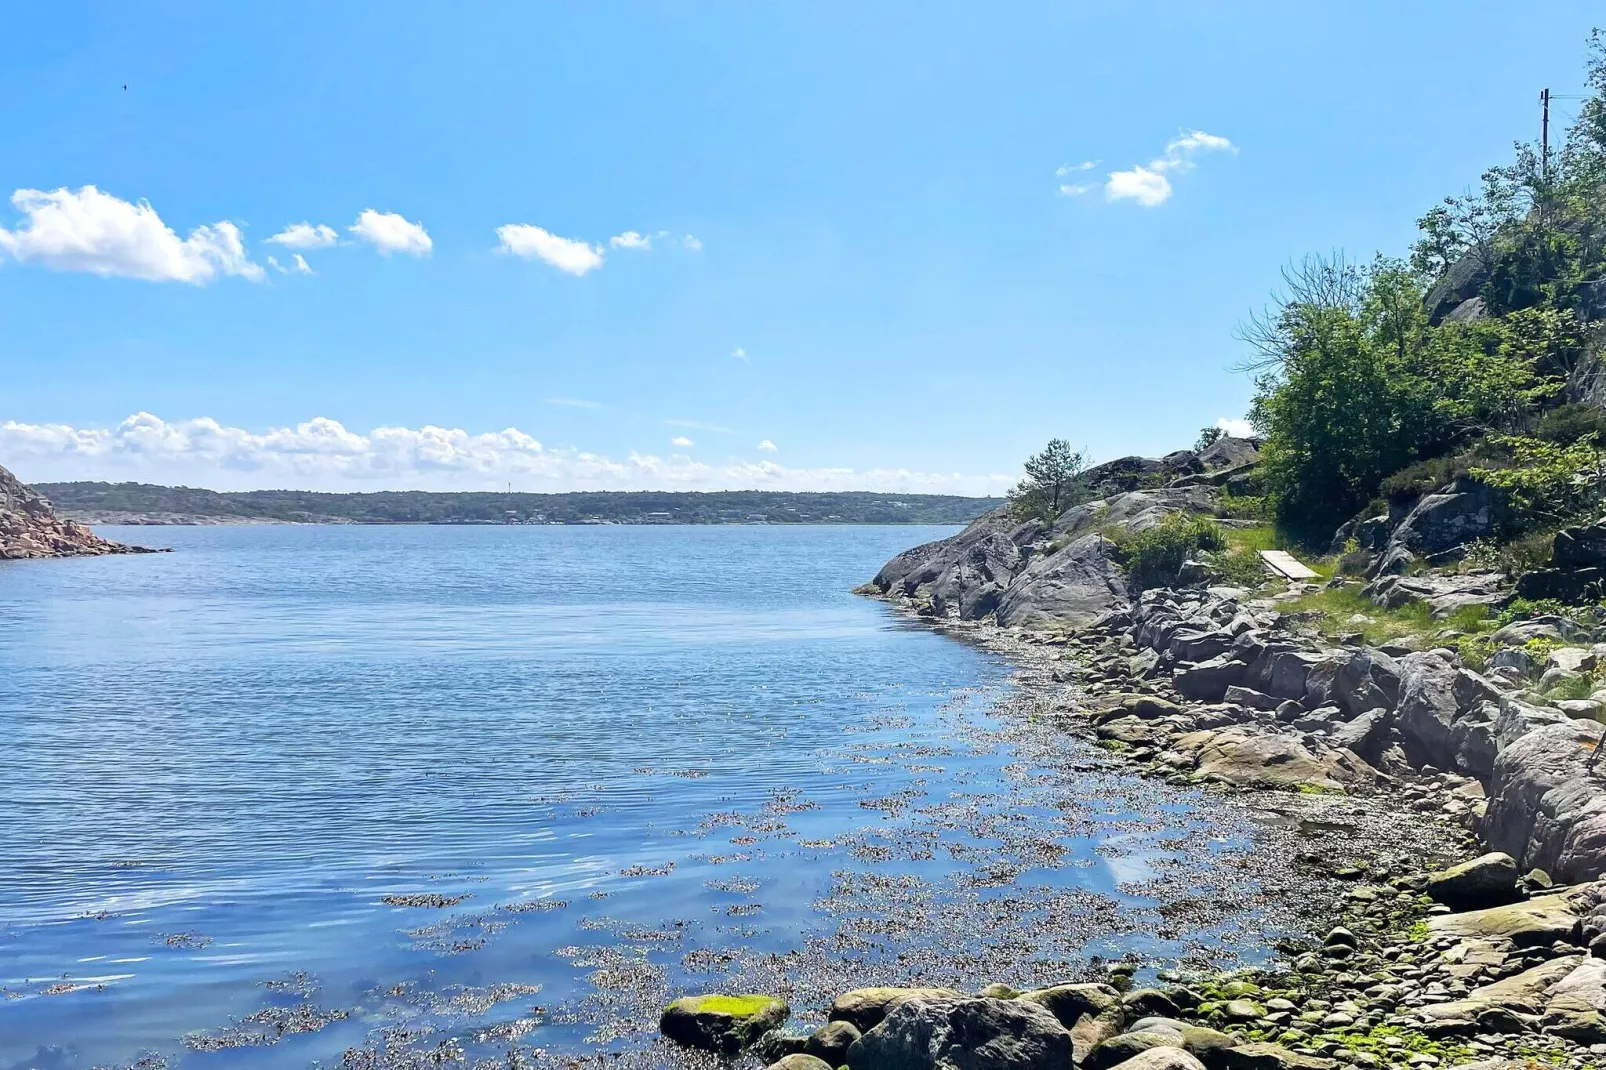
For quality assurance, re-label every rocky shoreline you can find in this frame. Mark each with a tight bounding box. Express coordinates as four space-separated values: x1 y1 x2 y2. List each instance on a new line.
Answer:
0 463 164 559
655 438 1606 1070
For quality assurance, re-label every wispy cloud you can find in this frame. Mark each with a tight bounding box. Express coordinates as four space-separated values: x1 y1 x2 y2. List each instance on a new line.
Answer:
547 397 604 410
1055 160 1098 177
495 224 604 276
0 412 1011 495
670 435 694 447
609 230 650 250
1104 130 1236 207
349 210 432 256
0 185 262 284
731 347 748 362
266 222 338 249
756 439 777 452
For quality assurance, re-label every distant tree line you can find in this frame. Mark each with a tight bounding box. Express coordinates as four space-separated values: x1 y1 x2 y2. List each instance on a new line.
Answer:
37 482 1002 526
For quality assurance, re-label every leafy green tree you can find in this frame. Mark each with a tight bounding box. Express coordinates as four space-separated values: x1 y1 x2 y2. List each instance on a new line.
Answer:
1195 426 1224 451
1008 439 1088 521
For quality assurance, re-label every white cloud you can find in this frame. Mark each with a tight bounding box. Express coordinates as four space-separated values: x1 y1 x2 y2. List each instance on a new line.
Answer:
757 440 777 452
266 222 338 249
267 256 287 274
682 235 703 251
1057 183 1095 198
731 347 748 361
1105 166 1173 207
292 253 313 275
1215 417 1254 438
495 224 604 276
1055 160 1098 176
670 436 694 447
609 230 650 250
1097 129 1236 207
349 209 432 257
0 412 1010 495
0 185 262 283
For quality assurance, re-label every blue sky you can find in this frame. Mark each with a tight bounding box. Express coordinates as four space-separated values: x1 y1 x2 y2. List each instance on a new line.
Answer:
2 1 1601 493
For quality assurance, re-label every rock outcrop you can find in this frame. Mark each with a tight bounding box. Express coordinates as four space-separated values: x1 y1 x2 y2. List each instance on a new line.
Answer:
868 442 1259 628
1 462 154 559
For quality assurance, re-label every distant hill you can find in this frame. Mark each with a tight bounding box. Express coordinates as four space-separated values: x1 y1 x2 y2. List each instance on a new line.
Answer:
36 482 1003 526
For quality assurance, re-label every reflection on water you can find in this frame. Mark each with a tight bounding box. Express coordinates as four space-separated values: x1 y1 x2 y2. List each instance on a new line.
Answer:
0 525 1263 1069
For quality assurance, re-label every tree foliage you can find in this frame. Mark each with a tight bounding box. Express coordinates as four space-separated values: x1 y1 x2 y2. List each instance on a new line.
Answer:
1007 439 1089 521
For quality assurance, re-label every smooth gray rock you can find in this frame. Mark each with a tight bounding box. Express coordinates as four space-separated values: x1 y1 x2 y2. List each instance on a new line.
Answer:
1396 652 1462 769
995 534 1129 629
1483 720 1606 882
845 997 1073 1070
1423 852 1521 910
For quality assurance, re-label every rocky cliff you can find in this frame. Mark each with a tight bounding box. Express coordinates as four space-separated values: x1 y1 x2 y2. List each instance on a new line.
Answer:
0 463 155 559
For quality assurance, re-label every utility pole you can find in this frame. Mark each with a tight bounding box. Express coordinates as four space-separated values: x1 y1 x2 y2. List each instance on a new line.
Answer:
1541 87 1551 182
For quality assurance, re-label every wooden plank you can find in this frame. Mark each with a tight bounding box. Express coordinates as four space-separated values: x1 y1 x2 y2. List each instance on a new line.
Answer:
1259 549 1318 581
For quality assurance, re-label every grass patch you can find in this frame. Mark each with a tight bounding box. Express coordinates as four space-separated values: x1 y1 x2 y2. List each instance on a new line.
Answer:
1280 585 1439 645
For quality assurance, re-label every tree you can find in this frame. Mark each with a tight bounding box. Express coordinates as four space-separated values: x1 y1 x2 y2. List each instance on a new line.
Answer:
1195 426 1224 451
1008 439 1088 521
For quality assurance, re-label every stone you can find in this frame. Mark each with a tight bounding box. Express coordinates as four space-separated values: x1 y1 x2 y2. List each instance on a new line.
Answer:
1363 572 1508 618
1420 955 1583 1025
1483 720 1606 883
1103 1050 1207 1070
830 987 966 1032
1216 1042 1338 1070
1122 989 1182 1019
1380 478 1501 558
1179 1026 1241 1070
845 997 1073 1070
1426 892 1583 947
1083 1032 1185 1070
1018 982 1124 1063
1555 521 1606 570
1221 999 1264 1021
769 1057 834 1070
1169 726 1378 793
1423 853 1522 910
1174 656 1251 702
1395 652 1463 771
660 994 790 1052
805 1020 863 1065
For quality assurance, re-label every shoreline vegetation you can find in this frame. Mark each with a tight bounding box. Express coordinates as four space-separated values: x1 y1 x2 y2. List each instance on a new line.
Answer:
30 482 1002 527
653 31 1606 1070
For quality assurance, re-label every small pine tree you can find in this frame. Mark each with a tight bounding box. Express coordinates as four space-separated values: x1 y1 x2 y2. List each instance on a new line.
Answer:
1008 439 1089 521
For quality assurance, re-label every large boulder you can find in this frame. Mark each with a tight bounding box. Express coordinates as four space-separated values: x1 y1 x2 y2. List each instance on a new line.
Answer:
1196 437 1261 472
1395 652 1462 770
1426 891 1584 947
830 987 967 1032
1173 656 1250 702
1362 571 1509 617
1082 1032 1184 1070
1423 853 1522 910
1169 726 1378 793
1215 1043 1337 1070
806 1021 864 1065
1419 955 1582 1027
845 997 1073 1070
996 534 1129 629
1017 982 1123 1063
1483 720 1606 883
1377 478 1502 562
660 994 790 1052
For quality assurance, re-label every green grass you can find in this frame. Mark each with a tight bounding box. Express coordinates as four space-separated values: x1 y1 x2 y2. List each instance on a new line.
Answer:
1280 585 1438 645
1222 524 1280 554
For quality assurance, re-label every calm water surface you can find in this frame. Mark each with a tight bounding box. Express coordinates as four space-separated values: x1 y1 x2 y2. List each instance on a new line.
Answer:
0 525 1260 1070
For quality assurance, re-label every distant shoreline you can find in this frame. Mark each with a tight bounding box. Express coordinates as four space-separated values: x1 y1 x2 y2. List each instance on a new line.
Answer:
71 510 973 527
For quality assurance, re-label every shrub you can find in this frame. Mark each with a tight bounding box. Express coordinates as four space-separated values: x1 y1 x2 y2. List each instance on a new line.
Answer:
1379 455 1469 504
1537 402 1606 444
1117 513 1226 591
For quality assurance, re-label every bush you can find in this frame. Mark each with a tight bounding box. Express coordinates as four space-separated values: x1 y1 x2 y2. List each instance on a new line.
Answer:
1117 513 1226 591
1537 403 1606 444
1379 455 1469 504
